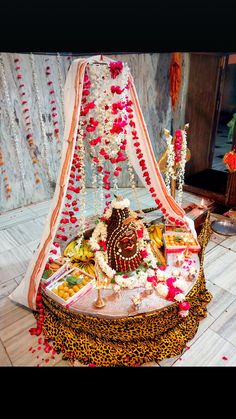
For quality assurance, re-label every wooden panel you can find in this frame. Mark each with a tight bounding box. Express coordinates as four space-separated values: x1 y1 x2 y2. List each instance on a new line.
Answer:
0 53 189 212
185 53 221 176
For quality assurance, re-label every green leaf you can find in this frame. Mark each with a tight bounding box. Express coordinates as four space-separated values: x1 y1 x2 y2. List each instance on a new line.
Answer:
65 275 82 286
111 277 115 283
42 269 53 279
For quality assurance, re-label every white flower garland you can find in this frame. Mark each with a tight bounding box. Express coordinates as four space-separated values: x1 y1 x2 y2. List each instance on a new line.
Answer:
176 128 187 205
0 54 26 182
164 129 175 194
56 52 65 125
30 53 54 184
74 129 87 250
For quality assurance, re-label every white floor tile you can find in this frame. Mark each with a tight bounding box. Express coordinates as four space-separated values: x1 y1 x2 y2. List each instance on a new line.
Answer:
174 328 236 366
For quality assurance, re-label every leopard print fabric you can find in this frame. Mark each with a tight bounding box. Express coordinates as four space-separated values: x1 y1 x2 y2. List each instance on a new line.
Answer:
36 213 213 366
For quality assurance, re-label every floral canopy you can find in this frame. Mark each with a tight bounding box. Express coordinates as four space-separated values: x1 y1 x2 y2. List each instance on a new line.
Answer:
10 55 193 310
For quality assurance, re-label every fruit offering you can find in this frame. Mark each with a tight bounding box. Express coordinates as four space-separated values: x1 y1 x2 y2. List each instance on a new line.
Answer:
52 274 91 301
164 233 198 247
148 224 164 248
64 239 94 262
72 261 95 277
165 225 188 233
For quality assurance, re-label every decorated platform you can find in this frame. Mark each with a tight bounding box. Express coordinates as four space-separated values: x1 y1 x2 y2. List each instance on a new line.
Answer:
10 55 212 366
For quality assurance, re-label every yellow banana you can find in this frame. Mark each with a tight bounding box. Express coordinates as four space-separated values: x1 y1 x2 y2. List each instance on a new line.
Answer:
154 225 163 240
152 229 163 247
150 241 166 265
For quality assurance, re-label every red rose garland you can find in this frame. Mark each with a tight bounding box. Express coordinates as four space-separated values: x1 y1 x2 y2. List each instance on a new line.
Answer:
0 148 12 199
14 57 41 184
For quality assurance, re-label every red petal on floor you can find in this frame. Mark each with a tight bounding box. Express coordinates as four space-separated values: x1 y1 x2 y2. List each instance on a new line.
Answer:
222 356 228 360
51 356 55 360
28 346 33 352
38 337 42 344
32 349 36 353
45 359 50 363
37 346 42 350
36 364 42 367
52 350 56 355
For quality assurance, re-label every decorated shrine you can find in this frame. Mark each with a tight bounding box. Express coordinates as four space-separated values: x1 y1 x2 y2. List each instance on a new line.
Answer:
10 55 212 367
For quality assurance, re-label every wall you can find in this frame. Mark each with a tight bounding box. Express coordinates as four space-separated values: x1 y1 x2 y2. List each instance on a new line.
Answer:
0 52 189 213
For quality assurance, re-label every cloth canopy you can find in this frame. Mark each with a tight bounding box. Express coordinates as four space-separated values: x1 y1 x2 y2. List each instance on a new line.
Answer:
10 55 193 310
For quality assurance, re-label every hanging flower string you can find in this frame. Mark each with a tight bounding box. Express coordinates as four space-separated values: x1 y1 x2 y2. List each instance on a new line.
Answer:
30 53 54 184
0 54 26 184
56 52 65 125
163 128 175 194
0 147 12 199
163 125 188 206
125 85 185 226
176 127 187 204
45 63 60 142
13 56 41 184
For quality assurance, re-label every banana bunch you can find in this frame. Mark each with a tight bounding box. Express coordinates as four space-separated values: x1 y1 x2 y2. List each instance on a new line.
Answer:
64 239 94 262
148 224 164 248
73 261 96 277
150 241 166 266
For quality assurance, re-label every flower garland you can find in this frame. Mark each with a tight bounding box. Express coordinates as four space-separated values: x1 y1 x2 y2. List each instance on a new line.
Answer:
0 147 12 199
74 129 87 250
163 125 188 206
163 128 175 194
13 55 41 184
176 128 187 204
30 53 54 184
45 63 60 142
56 52 65 125
0 54 26 183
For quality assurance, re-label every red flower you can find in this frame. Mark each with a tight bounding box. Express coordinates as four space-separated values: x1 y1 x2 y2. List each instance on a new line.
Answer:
109 61 123 79
111 85 124 94
140 249 148 258
137 229 144 238
167 286 182 301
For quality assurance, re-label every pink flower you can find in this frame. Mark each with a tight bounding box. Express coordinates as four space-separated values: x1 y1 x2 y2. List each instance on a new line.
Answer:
179 301 191 311
147 275 157 285
167 286 182 301
137 229 144 238
140 249 148 259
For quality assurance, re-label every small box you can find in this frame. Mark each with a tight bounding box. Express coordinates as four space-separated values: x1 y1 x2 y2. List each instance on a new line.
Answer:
45 267 95 306
165 224 189 233
41 262 71 285
163 232 201 258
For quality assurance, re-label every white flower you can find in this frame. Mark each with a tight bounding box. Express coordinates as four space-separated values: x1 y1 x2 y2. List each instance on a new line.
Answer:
156 271 167 282
172 269 180 278
145 281 153 291
174 293 185 302
111 197 130 210
173 278 188 292
155 283 169 298
179 310 189 318
147 268 155 277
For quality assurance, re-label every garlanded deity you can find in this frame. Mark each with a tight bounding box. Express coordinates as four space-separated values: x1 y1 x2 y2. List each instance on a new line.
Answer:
106 196 143 272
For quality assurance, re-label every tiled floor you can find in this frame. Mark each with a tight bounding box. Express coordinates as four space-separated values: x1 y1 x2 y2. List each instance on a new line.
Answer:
0 188 236 366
